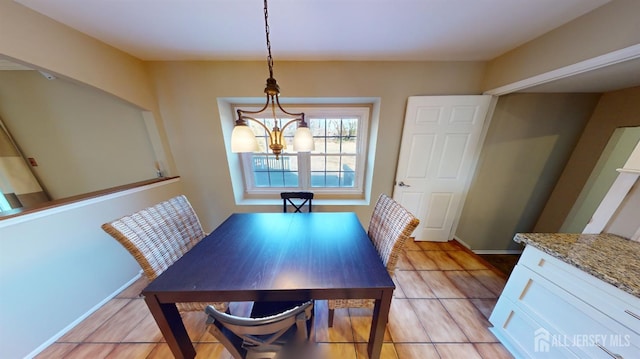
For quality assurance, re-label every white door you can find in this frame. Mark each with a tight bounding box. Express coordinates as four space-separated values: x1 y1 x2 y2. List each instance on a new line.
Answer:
394 95 493 241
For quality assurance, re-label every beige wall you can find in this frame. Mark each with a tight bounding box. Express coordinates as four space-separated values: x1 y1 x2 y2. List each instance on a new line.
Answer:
482 0 640 91
0 1 177 176
456 93 601 250
535 86 640 232
0 71 158 199
0 5 182 357
0 179 185 359
560 127 640 233
0 1 153 110
148 61 486 231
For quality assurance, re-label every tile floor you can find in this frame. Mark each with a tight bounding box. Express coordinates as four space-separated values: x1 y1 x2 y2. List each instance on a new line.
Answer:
36 240 514 358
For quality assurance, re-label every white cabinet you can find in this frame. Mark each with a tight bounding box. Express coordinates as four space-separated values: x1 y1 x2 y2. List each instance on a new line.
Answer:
490 245 640 358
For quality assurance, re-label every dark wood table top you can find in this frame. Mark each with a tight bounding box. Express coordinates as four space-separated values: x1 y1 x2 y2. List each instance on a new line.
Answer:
143 212 395 302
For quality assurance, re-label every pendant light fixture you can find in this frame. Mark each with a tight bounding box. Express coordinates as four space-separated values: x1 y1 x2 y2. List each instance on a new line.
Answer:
230 0 314 160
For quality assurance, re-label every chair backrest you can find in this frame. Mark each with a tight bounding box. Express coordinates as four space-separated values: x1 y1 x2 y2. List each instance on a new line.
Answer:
368 194 420 276
280 192 314 213
206 301 313 359
101 195 205 281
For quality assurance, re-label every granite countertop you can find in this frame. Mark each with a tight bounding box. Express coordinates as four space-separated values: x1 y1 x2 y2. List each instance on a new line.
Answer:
514 233 640 298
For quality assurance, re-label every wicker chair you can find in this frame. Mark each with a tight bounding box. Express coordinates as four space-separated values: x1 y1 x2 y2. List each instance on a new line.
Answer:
280 192 314 213
327 193 419 326
101 195 228 313
206 301 314 359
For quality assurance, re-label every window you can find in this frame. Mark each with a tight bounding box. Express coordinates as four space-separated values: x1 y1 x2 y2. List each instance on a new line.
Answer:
237 105 370 196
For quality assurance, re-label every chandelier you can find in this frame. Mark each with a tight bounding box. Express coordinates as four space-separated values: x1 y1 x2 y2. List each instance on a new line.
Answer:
230 0 314 160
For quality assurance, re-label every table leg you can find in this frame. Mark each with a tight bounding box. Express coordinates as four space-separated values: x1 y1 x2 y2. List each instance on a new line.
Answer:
368 289 393 359
144 295 196 359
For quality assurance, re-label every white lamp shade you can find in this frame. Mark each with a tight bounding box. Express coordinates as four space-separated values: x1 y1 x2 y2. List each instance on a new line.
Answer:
293 127 315 152
231 125 259 152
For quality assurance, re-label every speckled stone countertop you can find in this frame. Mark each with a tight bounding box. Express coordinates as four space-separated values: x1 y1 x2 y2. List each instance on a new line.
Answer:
514 233 640 298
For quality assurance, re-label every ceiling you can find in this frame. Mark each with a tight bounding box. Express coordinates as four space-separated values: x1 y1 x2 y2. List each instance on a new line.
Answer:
15 0 611 62
9 0 640 93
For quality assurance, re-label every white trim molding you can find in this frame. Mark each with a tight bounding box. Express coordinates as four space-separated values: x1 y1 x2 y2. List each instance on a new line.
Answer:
484 44 640 96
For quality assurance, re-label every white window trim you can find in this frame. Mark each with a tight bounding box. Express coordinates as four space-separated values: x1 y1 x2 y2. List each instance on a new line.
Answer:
219 97 380 205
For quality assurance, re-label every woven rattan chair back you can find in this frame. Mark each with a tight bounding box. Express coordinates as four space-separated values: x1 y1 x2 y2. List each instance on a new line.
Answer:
280 192 314 213
102 195 227 312
327 193 419 326
206 301 314 359
101 195 205 281
367 193 420 277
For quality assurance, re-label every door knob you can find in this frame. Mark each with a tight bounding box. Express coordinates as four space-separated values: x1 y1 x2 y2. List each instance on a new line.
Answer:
398 181 411 187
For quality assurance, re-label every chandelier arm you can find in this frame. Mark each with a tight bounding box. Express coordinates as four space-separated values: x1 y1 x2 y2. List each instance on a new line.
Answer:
236 95 272 117
274 95 306 124
279 118 304 135
240 115 273 135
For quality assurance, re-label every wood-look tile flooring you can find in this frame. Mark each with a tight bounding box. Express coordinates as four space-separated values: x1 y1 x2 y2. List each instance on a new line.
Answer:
36 240 514 358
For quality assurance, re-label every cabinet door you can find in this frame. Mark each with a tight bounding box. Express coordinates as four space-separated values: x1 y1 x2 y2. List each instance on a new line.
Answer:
500 264 640 358
490 295 580 358
519 245 640 335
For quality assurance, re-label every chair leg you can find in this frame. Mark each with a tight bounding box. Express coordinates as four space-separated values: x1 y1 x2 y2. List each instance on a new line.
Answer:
208 320 245 359
328 308 335 327
295 311 309 340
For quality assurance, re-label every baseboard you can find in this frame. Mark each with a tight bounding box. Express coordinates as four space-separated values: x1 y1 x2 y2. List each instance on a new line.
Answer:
452 235 522 254
451 236 471 249
412 238 448 242
473 249 523 255
25 272 143 359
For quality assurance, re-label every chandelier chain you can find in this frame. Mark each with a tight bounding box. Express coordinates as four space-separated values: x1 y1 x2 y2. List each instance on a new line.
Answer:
264 0 274 79
231 0 312 160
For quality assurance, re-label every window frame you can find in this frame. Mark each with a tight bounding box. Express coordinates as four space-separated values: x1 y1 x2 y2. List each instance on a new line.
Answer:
236 105 371 197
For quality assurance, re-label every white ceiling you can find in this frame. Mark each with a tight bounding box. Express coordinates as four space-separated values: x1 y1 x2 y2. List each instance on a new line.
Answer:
9 0 640 93
16 0 611 62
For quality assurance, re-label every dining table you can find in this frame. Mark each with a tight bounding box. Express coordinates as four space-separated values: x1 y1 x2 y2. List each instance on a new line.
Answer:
142 211 395 359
